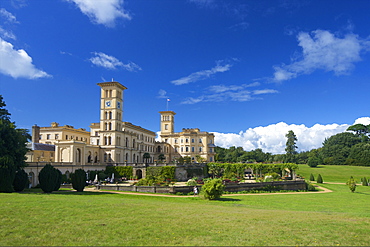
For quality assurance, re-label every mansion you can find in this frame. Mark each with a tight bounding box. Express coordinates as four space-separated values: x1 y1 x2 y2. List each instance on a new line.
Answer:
26 81 215 170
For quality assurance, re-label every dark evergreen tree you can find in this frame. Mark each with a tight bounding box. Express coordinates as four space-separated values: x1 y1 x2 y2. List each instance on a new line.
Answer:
362 177 368 186
309 173 315 181
39 164 59 193
53 169 62 191
13 169 29 192
71 169 86 192
0 96 30 192
285 130 298 163
321 132 361 165
317 174 323 183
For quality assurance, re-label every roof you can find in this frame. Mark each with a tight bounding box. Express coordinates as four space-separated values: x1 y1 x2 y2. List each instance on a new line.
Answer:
28 142 55 151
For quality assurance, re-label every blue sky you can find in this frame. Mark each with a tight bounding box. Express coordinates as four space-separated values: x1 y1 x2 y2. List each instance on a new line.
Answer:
1 0 369 154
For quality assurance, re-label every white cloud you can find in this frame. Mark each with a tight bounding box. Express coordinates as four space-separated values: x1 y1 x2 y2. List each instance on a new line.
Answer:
0 26 16 40
181 83 277 104
0 8 18 23
213 120 359 154
0 38 51 79
66 0 131 27
273 30 369 82
354 117 370 125
90 52 141 71
157 89 168 99
171 61 232 85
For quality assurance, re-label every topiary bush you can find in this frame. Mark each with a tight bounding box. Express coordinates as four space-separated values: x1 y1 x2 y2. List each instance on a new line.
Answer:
53 169 62 191
13 169 29 192
305 181 316 191
362 177 368 186
39 164 60 193
309 173 315 181
346 176 357 193
201 178 225 200
317 174 323 183
71 169 86 192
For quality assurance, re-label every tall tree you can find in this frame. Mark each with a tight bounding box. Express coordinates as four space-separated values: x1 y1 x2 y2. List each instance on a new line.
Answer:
0 96 30 192
285 130 298 163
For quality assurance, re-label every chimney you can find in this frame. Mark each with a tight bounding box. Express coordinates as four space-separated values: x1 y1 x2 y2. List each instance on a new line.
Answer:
32 124 40 143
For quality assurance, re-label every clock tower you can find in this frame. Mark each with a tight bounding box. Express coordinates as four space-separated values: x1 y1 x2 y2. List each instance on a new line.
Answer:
97 81 127 150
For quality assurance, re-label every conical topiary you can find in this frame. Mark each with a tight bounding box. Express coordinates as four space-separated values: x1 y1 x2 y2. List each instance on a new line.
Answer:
362 177 368 186
13 169 29 192
317 174 323 183
309 173 315 181
71 169 86 192
39 164 59 193
53 169 62 191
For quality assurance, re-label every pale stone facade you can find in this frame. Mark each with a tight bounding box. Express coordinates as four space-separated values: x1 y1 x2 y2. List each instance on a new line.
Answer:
25 81 216 186
157 111 215 163
26 81 156 166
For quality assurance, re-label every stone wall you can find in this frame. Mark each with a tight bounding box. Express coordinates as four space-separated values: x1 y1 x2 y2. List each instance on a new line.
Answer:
97 180 306 194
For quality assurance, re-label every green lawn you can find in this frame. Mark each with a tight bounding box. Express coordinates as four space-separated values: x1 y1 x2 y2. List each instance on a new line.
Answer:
1 181 370 246
296 164 370 183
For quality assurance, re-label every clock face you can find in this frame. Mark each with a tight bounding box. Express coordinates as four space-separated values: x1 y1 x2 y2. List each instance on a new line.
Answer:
105 101 111 107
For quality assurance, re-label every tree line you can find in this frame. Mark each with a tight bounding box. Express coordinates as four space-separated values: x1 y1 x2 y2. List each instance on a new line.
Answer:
215 125 370 167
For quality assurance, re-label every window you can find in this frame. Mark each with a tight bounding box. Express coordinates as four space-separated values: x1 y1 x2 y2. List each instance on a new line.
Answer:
47 134 50 140
165 124 168 130
191 147 195 152
192 139 194 143
175 139 178 143
39 135 42 140
199 138 202 143
186 139 189 143
199 147 202 152
55 134 59 140
209 148 213 153
186 147 189 152
65 135 68 140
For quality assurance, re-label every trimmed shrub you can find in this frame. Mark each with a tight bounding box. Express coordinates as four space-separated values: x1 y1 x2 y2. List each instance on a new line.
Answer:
346 176 357 192
39 164 60 193
362 177 368 186
54 169 62 191
71 169 86 192
201 178 225 200
317 174 323 183
13 169 29 192
186 178 197 186
305 181 316 191
309 173 315 181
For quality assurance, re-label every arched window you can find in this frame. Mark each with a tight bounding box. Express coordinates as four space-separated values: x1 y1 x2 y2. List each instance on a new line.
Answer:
125 138 129 147
76 148 81 163
108 136 112 145
109 111 112 119
133 139 135 148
